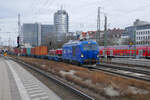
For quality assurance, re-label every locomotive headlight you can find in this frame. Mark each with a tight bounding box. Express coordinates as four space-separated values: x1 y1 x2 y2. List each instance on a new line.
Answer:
81 54 84 58
97 54 99 58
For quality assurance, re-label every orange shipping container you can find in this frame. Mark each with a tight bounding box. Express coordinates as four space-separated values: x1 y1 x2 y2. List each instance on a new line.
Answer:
35 46 40 56
39 46 48 55
37 46 40 55
35 47 37 55
35 46 48 56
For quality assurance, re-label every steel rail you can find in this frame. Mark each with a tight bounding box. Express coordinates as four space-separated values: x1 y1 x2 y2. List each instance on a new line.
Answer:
90 64 150 82
97 63 150 75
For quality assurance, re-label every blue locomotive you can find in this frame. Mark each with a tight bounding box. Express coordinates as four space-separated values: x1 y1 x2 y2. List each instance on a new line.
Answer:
62 40 99 65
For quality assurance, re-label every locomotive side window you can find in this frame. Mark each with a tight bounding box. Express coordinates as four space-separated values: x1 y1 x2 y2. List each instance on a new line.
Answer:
72 46 76 56
143 50 146 54
139 50 143 56
83 44 98 50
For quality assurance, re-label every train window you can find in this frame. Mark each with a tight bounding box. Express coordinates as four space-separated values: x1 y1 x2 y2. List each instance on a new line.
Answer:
83 44 98 50
143 50 145 53
72 46 76 56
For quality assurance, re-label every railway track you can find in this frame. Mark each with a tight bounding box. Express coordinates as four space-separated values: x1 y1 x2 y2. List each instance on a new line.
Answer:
111 58 150 68
98 63 150 75
86 63 150 82
8 57 95 100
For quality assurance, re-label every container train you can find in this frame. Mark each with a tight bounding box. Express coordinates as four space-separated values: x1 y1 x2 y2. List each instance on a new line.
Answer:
99 45 150 58
9 40 100 65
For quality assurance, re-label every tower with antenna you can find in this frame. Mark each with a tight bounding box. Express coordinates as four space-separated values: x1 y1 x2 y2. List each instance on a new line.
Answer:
61 5 63 10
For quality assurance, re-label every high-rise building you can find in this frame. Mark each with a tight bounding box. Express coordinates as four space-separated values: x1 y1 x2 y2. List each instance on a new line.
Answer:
41 25 55 45
22 23 41 47
54 8 69 41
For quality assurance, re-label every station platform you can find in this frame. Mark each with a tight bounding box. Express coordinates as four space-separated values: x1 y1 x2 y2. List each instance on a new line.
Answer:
0 57 61 100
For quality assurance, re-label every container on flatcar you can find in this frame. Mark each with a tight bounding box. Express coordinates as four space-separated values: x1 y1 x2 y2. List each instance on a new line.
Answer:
20 48 23 55
40 46 48 55
14 48 20 55
55 49 62 56
35 46 48 56
31 48 35 56
35 46 40 56
27 48 31 56
35 47 37 55
49 50 56 55
22 48 27 56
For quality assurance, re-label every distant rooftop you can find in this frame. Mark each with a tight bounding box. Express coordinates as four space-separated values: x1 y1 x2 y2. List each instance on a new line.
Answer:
133 19 150 26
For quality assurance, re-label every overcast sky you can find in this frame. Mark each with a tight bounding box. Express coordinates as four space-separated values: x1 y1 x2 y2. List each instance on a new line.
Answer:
0 0 150 46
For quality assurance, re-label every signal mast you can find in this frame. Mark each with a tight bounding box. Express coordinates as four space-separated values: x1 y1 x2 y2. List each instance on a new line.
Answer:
17 13 23 47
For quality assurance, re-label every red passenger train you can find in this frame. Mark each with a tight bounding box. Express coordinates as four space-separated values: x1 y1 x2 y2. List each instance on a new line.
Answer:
99 45 150 58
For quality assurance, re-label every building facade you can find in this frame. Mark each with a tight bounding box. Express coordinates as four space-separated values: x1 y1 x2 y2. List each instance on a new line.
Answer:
54 8 69 41
124 26 135 41
124 19 150 45
107 28 124 39
22 23 41 47
41 25 55 46
136 24 150 45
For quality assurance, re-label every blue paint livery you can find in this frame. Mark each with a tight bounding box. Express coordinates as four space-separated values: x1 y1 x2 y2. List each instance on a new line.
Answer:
62 40 99 64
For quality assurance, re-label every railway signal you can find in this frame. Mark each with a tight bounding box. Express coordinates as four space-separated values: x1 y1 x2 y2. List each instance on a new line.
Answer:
17 36 20 48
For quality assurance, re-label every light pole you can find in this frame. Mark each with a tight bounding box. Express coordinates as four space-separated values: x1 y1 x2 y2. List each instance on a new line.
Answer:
104 15 107 58
134 26 137 58
97 7 101 44
7 32 11 46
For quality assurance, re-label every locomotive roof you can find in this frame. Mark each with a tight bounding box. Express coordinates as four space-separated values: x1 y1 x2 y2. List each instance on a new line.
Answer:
99 44 150 49
63 40 96 47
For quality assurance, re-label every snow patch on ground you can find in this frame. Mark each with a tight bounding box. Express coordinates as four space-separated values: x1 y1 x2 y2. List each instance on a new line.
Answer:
60 70 76 76
41 65 46 67
91 64 96 67
84 80 92 84
128 86 149 94
60 70 82 80
104 86 120 96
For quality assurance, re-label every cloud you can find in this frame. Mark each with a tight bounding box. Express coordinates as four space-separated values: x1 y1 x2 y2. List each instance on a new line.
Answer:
1 0 150 46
